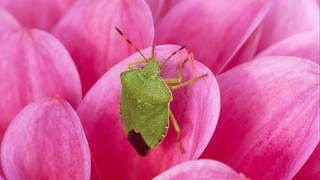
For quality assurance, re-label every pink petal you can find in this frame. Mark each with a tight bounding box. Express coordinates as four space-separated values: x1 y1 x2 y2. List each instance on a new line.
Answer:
223 26 263 71
201 56 320 179
155 0 272 74
77 45 220 179
294 143 320 179
0 29 81 142
153 159 248 180
257 0 319 51
0 0 75 31
1 98 91 180
0 7 20 34
145 0 181 23
53 0 154 93
257 32 320 64
144 0 165 21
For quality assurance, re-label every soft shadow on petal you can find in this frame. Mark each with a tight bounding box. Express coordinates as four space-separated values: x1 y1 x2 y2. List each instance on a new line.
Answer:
294 143 320 179
1 98 91 180
153 159 248 180
145 0 181 23
257 0 319 51
155 0 272 74
257 32 320 64
223 26 263 71
77 45 220 179
0 7 20 34
144 0 165 21
0 29 81 142
201 56 320 179
53 0 154 93
0 0 75 31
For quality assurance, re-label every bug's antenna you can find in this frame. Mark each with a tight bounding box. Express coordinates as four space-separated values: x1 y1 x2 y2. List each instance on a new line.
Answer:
161 45 186 67
115 27 147 60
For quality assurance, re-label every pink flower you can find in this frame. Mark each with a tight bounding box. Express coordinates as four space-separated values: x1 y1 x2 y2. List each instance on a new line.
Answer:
1 98 91 179
76 45 220 179
0 0 75 31
0 0 319 179
201 57 319 179
153 159 248 180
52 0 154 93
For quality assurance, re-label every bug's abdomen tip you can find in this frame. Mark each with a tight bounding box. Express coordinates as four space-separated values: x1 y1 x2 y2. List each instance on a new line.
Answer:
127 129 150 156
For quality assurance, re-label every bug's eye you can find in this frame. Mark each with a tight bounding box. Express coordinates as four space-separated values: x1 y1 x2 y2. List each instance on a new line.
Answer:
127 129 150 156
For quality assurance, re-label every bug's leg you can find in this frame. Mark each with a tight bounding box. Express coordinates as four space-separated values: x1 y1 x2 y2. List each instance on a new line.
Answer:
169 109 185 153
128 59 149 69
169 74 208 90
164 56 189 84
164 64 183 84
128 45 156 69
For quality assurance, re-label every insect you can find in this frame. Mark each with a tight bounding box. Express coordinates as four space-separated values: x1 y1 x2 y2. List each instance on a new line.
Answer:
116 27 207 156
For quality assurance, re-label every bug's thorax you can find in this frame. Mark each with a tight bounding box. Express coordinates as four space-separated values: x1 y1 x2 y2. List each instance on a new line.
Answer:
141 59 161 79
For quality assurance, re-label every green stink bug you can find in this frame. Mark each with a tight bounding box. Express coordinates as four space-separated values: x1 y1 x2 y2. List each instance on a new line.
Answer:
116 27 207 156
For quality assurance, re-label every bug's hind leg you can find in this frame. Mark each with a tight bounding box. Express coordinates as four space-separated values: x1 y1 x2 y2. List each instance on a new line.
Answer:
169 109 185 153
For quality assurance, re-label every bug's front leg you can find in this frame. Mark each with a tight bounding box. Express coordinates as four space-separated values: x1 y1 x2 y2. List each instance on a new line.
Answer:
164 57 189 84
128 45 156 69
128 59 149 69
169 109 185 153
169 74 208 90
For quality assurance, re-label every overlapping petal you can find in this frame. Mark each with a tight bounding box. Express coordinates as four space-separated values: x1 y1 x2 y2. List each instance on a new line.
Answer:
294 144 320 179
77 45 220 179
1 98 91 180
201 56 320 179
257 32 320 64
0 29 81 141
153 159 247 180
0 0 75 30
53 0 154 93
0 7 20 34
223 26 263 71
155 0 272 74
257 0 319 51
145 0 181 23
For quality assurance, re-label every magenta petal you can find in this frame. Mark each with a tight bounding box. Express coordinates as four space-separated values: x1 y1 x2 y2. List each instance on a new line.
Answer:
145 0 181 23
53 0 154 93
155 0 271 74
257 32 320 64
258 0 319 51
1 98 91 180
201 56 320 179
145 0 165 21
0 0 75 30
77 45 220 179
153 159 247 180
294 144 320 179
0 7 20 34
0 29 81 142
223 26 263 71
